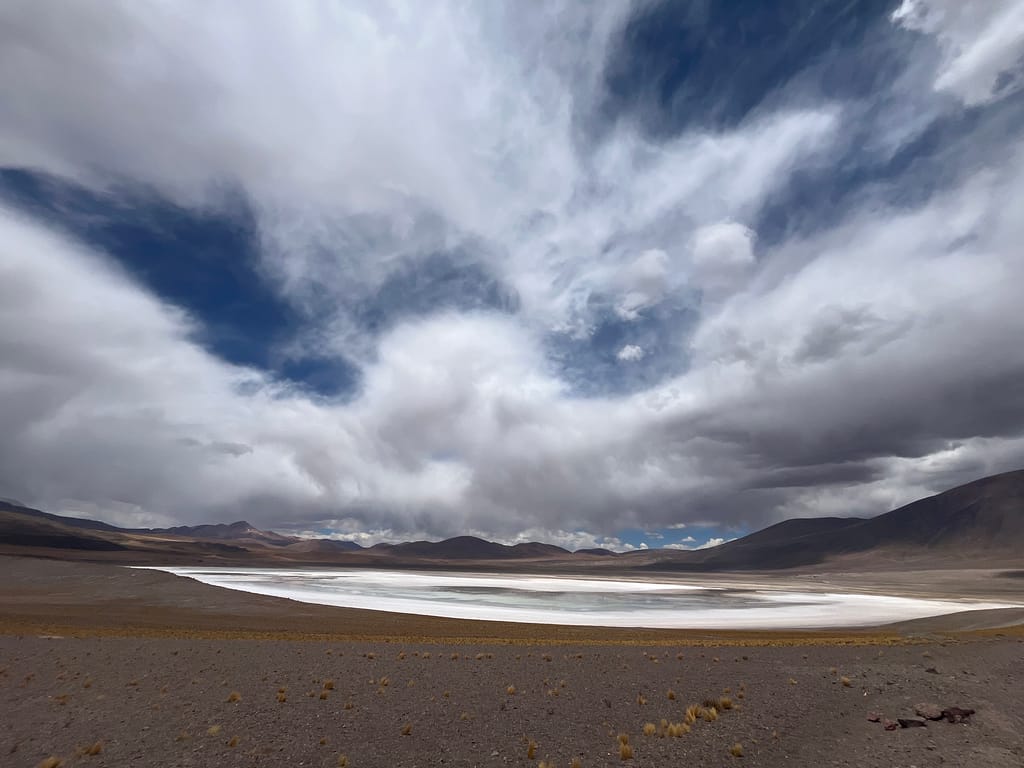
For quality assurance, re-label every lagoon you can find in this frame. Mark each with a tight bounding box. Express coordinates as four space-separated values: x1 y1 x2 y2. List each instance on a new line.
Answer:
150 567 1018 629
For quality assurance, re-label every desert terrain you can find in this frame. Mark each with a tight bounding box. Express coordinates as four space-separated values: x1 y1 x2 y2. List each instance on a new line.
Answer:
1 557 1023 768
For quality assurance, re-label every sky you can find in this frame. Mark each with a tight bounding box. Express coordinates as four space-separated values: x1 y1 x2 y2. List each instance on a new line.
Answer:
1 0 1023 552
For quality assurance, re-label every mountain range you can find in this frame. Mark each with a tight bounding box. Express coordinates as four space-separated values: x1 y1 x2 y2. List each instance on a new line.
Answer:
1 469 1022 571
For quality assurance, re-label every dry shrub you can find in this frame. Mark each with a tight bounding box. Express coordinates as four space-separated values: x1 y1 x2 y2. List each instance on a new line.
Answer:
37 759 62 768
667 689 676 700
730 743 744 757
507 685 517 695
841 676 852 687
619 743 633 760
642 723 656 736
207 725 222 736
319 691 329 700
323 679 335 690
228 736 239 748
401 723 412 736
527 740 537 759
718 696 733 710
227 691 241 703
337 756 349 768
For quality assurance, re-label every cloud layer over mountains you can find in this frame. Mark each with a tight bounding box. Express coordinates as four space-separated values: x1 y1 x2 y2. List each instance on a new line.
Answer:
1 0 1023 547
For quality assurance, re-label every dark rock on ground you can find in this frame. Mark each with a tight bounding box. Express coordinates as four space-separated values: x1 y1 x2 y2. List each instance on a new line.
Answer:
942 707 976 723
898 718 927 728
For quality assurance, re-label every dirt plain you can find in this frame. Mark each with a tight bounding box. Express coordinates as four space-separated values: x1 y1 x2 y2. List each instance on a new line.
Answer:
1 557 1022 768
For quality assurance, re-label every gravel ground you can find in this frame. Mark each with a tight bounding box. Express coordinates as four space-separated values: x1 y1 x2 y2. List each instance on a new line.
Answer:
1 556 1022 768
3 634 1022 768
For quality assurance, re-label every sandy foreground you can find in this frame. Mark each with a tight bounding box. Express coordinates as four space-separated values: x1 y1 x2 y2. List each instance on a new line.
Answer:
1 557 1023 768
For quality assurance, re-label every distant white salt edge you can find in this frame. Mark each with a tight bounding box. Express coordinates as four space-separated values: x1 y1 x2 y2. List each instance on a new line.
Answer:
144 567 1020 629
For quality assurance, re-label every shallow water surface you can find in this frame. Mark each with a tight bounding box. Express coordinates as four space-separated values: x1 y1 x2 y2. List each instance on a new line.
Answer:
152 567 1017 629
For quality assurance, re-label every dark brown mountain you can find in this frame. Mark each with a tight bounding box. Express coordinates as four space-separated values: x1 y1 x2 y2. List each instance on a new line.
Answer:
642 469 1024 571
1 469 1021 569
157 521 297 547
373 536 569 560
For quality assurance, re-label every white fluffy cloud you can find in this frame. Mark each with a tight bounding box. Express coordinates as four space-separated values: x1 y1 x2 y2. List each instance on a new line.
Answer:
893 0 1024 105
617 345 645 362
1 2 1023 540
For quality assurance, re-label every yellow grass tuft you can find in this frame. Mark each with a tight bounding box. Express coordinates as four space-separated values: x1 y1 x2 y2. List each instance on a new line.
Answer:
718 696 733 710
730 743 744 757
667 689 676 700
460 711 470 721
703 707 719 722
636 694 646 706
841 676 852 687
82 741 102 756
344 700 354 710
451 653 459 660
507 685 517 695
37 758 62 768
379 676 389 687
643 723 656 736
323 679 335 690
207 725 222 736
788 678 798 685
228 736 239 748
320 737 328 745
570 759 582 768
685 704 700 724
527 740 537 759
619 742 633 760
337 755 349 768
277 692 287 703
401 723 412 736
617 733 629 746
320 691 329 700
227 691 241 703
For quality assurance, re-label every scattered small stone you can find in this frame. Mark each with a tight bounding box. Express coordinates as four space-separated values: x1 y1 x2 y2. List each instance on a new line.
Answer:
924 667 939 674
942 707 975 723
867 712 882 723
915 703 943 720
883 719 899 731
898 718 927 728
